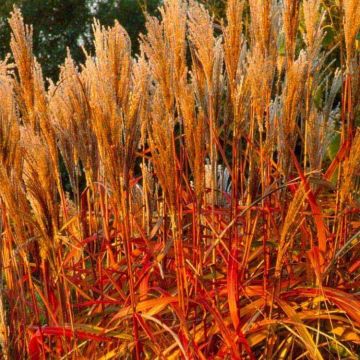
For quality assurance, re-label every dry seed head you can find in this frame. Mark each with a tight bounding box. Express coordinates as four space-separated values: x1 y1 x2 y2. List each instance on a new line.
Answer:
9 8 60 193
0 56 14 80
340 129 360 203
249 0 272 56
343 0 360 69
303 0 323 52
33 59 60 177
212 37 225 117
21 128 59 257
0 165 28 245
223 0 244 95
188 0 215 88
225 35 249 136
323 69 342 119
0 59 7 78
9 7 38 131
279 51 308 174
179 79 206 201
123 56 149 178
306 110 334 171
268 96 281 149
179 81 196 163
232 71 250 136
282 0 301 64
130 56 149 169
275 185 306 278
0 73 19 171
204 162 212 205
161 0 187 89
84 20 144 199
247 45 275 132
92 19 131 109
8 7 33 81
282 185 306 242
0 73 29 236
282 51 308 129
140 163 155 201
148 86 178 210
49 51 99 185
188 57 207 116
349 57 360 108
85 64 122 196
140 15 174 112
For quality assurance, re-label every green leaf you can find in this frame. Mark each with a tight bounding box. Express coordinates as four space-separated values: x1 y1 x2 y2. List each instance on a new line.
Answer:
323 26 335 48
278 33 286 56
327 132 341 161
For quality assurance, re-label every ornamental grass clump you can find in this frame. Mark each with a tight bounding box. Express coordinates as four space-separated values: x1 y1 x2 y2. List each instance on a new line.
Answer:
0 1 360 359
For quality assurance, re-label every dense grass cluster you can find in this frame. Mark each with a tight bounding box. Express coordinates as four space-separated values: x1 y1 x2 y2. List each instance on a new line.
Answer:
0 0 360 358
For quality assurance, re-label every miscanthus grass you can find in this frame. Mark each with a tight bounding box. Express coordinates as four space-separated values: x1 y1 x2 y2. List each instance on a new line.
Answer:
0 1 360 359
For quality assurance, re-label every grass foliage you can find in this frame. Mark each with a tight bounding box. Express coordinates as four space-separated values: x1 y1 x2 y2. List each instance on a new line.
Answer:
0 0 360 358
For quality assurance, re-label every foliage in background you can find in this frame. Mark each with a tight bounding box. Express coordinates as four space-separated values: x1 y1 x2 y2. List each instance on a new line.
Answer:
0 0 160 80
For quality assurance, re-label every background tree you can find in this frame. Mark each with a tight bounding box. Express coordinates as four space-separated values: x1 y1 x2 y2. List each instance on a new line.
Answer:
0 0 159 81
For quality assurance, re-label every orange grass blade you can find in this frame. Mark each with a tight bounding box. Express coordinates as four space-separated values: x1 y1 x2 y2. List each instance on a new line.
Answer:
290 149 328 257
